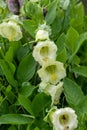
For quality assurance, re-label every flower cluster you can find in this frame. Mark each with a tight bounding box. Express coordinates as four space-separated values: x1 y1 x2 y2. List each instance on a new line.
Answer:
32 23 78 130
0 20 22 41
33 23 66 105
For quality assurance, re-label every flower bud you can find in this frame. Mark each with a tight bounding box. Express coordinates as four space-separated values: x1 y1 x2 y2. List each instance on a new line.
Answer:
35 30 49 41
35 23 51 41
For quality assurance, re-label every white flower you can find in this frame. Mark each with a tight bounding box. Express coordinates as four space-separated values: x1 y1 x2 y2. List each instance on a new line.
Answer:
45 107 78 130
38 61 66 84
35 30 49 41
39 82 63 105
32 40 57 65
35 23 51 41
0 21 22 41
59 0 70 10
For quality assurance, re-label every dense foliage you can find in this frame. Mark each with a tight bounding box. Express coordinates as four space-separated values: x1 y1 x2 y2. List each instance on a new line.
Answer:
0 0 87 130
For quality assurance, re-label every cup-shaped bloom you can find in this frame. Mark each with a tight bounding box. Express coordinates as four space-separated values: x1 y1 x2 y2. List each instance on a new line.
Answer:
38 61 66 84
35 29 49 41
59 0 70 10
0 21 22 41
33 40 57 65
39 82 63 105
45 107 78 130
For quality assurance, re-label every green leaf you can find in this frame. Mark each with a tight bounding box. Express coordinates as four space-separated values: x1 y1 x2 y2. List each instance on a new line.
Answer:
28 117 52 130
39 0 50 7
51 16 62 40
0 66 4 75
23 20 38 38
17 45 30 62
45 0 57 24
71 55 80 65
78 113 87 130
25 1 43 21
16 53 36 83
66 27 79 53
56 33 66 52
34 127 40 130
56 33 66 63
64 78 84 107
5 85 16 104
0 100 9 114
5 41 21 62
18 95 34 115
0 114 33 124
0 60 18 87
78 96 87 114
19 82 36 97
32 93 51 116
69 32 87 62
7 126 17 130
70 2 84 32
56 47 67 63
72 66 87 78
